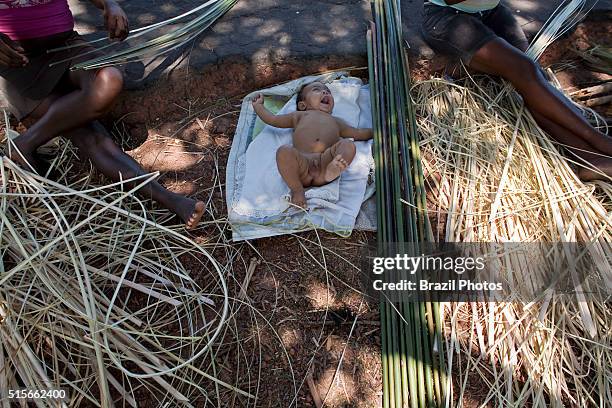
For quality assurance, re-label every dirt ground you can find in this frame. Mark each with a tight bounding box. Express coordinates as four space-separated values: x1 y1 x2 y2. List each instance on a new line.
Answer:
7 20 610 408
107 55 383 407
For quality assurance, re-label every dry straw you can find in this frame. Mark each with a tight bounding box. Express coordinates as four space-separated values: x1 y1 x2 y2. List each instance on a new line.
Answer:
414 75 611 406
0 118 294 406
409 1 611 405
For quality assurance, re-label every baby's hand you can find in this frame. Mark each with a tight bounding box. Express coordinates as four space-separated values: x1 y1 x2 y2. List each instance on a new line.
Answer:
252 94 264 107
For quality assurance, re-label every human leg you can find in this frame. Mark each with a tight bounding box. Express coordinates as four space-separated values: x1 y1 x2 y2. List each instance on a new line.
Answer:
529 111 612 180
276 145 311 208
422 3 612 179
316 139 356 185
14 76 206 228
469 38 612 159
65 123 206 228
11 67 124 168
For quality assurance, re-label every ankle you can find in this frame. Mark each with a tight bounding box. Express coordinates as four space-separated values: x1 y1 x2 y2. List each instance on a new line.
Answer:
11 135 30 150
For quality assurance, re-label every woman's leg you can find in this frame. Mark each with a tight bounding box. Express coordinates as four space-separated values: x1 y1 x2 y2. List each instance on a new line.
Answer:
65 122 205 228
19 93 205 229
469 38 612 158
11 67 124 167
528 111 612 180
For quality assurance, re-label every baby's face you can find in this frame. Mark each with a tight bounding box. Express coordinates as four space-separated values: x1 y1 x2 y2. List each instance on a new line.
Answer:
300 82 334 113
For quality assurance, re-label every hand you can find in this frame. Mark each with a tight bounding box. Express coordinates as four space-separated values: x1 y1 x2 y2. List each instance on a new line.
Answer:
252 94 264 107
104 1 129 41
0 33 28 67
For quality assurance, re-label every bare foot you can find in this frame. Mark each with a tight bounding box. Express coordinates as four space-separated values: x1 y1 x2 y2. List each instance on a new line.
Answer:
178 199 205 230
324 155 349 183
577 158 612 182
290 189 307 209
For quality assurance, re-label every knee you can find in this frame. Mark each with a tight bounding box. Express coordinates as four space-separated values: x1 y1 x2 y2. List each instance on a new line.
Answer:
89 67 124 114
97 67 124 96
276 145 297 163
338 139 356 160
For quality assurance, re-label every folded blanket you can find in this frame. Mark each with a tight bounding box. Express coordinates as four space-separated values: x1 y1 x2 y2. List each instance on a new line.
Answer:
226 73 376 241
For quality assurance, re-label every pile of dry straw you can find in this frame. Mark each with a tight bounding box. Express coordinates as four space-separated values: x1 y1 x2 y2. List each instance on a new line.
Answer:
414 75 610 407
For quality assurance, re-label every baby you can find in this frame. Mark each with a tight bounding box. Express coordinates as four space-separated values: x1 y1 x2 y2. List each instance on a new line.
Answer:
252 81 373 208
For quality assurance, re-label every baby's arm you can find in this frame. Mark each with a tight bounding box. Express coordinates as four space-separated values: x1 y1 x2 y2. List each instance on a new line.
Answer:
337 118 373 141
252 94 297 128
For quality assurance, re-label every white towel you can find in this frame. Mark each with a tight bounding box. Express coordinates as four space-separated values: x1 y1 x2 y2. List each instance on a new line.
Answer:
232 80 370 219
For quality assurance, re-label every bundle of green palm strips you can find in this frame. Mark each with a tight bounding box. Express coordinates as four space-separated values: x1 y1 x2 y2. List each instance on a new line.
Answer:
367 0 447 407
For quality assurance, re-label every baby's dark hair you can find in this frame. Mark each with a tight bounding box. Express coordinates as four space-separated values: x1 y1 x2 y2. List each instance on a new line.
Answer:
296 83 310 111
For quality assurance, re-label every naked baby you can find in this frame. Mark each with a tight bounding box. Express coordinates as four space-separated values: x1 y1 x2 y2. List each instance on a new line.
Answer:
252 81 373 208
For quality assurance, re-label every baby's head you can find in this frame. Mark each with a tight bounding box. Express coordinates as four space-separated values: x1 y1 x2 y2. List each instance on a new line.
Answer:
296 81 334 113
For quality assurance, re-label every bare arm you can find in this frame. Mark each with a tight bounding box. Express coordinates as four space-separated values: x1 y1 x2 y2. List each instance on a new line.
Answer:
252 94 297 129
87 0 129 40
337 118 373 141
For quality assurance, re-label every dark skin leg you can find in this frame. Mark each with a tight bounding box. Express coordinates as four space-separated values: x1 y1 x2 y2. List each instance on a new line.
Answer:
469 38 612 179
317 139 356 184
17 71 205 229
64 123 206 227
276 139 357 209
10 67 124 167
529 111 612 180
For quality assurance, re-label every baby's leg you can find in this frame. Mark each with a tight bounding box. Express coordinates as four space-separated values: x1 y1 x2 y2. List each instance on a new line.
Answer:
276 145 311 209
319 139 356 184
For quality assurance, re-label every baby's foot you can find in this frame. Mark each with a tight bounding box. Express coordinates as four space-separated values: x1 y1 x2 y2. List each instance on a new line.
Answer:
324 155 349 182
290 189 307 209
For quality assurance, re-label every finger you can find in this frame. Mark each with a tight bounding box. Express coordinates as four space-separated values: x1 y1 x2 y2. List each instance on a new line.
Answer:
107 15 118 39
104 10 109 27
0 43 26 65
7 41 25 53
121 16 130 39
114 17 127 40
0 54 12 67
0 42 21 59
3 36 25 53
117 19 128 40
2 54 21 67
113 16 122 39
